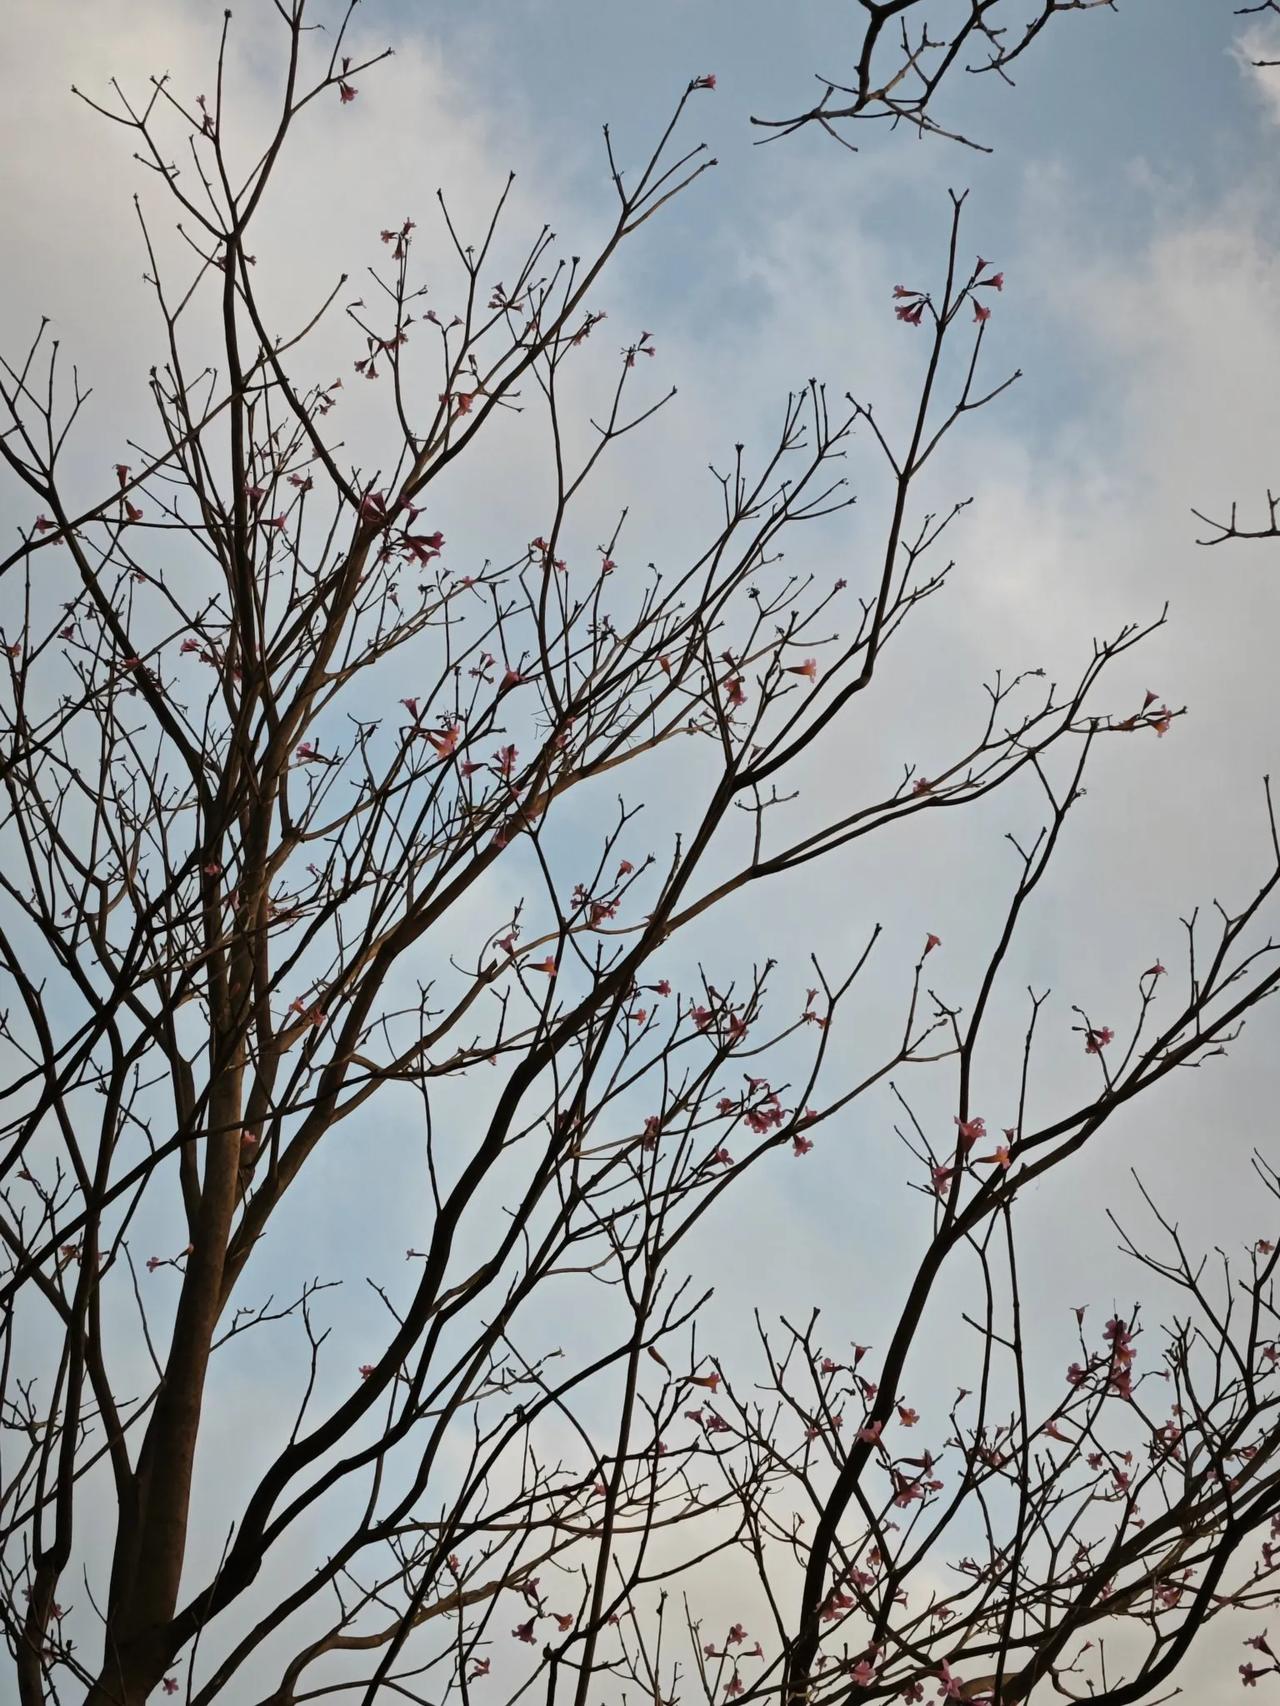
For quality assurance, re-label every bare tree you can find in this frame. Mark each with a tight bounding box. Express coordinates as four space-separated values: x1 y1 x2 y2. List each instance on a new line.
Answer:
1193 489 1280 546
749 0 1117 154
1192 3 1280 544
3 8 1280 1706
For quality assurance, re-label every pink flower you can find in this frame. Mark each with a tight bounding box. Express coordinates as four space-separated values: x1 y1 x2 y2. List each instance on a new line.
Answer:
936 1662 967 1701
897 1405 919 1427
554 1612 574 1631
931 1164 954 1196
725 676 746 708
162 1683 180 1697
850 1660 876 1686
339 80 358 103
786 658 819 681
125 502 144 522
1145 960 1166 978
822 1589 853 1621
428 724 461 757
513 1618 537 1643
1241 1664 1261 1686
618 859 634 876
954 1115 986 1150
924 932 941 954
34 515 56 533
500 668 525 691
912 777 933 796
793 1134 814 1157
654 979 671 997
894 1475 927 1509
857 1419 882 1444
896 300 925 326
744 1096 784 1134
692 74 717 90
530 957 558 976
727 1624 748 1645
726 1675 743 1699
404 532 445 564
973 299 991 324
359 1364 376 1379
1085 1026 1114 1054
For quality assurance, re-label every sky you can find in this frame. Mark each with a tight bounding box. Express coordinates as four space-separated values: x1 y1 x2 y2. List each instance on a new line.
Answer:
5 0 1280 1700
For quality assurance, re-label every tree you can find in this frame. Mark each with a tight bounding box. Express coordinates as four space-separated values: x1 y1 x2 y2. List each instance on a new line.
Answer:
749 0 1118 154
3 5 1280 1704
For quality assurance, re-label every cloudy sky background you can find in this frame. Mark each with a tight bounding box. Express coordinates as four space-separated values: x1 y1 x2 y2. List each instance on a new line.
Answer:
6 0 1280 1697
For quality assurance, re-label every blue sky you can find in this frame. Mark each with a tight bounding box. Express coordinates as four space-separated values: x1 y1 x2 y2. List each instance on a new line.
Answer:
389 0 1263 324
